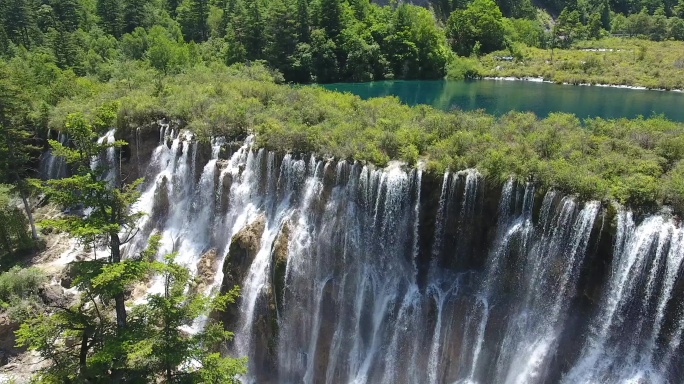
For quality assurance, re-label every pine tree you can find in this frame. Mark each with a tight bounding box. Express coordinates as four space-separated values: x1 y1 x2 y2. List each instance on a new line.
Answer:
177 0 210 42
124 0 149 34
0 25 9 58
166 0 183 17
16 235 161 382
1 0 40 48
297 0 311 43
0 64 39 242
265 0 300 77
126 255 246 383
319 0 343 40
50 0 81 32
40 109 141 331
244 0 265 60
96 0 123 37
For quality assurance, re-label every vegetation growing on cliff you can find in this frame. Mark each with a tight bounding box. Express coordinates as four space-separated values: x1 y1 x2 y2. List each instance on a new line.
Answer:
9 56 674 214
12 118 246 382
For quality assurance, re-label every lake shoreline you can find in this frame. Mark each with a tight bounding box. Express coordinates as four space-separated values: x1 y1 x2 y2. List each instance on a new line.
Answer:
321 79 684 122
481 76 684 92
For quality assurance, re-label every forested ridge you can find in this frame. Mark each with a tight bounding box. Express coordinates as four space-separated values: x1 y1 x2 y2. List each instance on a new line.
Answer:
2 0 684 84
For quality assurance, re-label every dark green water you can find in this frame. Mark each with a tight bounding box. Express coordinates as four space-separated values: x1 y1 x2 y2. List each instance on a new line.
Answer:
321 80 684 121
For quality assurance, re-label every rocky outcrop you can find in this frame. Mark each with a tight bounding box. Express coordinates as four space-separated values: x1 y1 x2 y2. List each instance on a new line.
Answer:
216 214 276 379
0 314 22 366
194 248 219 294
219 214 267 326
118 122 166 182
217 162 233 216
271 221 290 315
151 176 170 226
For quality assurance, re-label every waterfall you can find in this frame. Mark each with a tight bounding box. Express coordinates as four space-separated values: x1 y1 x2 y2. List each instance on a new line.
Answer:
40 131 69 180
122 127 684 384
91 129 119 185
562 212 684 384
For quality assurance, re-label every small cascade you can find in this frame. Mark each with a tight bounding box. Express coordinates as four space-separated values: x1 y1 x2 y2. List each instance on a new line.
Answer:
40 131 68 180
119 125 684 384
92 129 118 185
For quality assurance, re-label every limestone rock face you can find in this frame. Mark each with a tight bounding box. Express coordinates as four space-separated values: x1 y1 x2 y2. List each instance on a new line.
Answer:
152 176 170 225
217 163 233 216
194 248 218 294
271 221 290 315
217 214 290 382
219 214 267 326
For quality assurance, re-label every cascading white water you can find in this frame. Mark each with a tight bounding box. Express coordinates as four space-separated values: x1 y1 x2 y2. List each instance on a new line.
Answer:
121 125 684 384
562 211 684 384
92 129 118 185
40 131 69 180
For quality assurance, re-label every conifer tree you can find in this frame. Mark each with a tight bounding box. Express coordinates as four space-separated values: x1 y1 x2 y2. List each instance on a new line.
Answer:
124 0 149 34
319 0 343 41
126 255 246 383
50 0 81 32
1 0 40 48
178 0 210 42
40 109 140 330
0 64 39 242
297 0 311 43
96 0 123 37
265 0 300 77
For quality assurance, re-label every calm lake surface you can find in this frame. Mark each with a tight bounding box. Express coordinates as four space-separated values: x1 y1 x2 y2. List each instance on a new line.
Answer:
321 80 684 121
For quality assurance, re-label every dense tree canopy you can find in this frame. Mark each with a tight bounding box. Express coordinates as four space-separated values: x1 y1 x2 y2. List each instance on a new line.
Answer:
447 0 507 55
0 0 683 84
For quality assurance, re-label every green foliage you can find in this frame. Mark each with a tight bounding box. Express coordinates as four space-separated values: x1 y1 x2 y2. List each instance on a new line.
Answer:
447 0 507 56
445 56 483 79
125 255 246 383
0 266 46 304
477 37 684 90
16 251 246 383
177 0 210 42
96 0 123 37
0 62 40 242
0 266 46 322
147 25 190 75
0 194 33 261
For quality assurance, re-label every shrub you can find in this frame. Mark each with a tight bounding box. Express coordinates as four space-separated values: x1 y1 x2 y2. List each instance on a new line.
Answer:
446 56 483 80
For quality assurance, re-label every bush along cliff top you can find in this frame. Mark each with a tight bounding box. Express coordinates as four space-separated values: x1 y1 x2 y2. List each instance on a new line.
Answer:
22 59 684 216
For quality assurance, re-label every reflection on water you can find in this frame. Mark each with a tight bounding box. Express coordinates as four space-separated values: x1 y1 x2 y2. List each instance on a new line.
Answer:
321 80 684 121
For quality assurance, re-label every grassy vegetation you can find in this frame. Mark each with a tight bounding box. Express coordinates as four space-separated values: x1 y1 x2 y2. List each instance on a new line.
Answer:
0 266 47 322
471 38 684 90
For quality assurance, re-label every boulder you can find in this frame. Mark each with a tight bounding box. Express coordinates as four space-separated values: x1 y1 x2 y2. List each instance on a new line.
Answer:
218 214 267 326
194 248 219 294
0 314 21 366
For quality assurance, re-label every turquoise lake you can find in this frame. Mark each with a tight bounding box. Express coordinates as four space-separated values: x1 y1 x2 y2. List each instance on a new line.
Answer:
321 80 684 122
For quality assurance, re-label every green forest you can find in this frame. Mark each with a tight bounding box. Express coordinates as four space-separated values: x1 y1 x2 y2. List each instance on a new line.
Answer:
2 0 684 83
2 0 684 382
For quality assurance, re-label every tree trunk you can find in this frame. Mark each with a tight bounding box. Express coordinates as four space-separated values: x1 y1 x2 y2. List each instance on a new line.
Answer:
4 133 38 241
110 233 127 329
19 188 38 240
79 326 92 374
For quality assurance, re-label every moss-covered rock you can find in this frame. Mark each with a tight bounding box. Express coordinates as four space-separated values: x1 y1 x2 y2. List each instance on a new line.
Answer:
271 220 290 316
